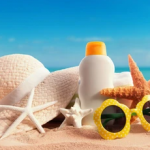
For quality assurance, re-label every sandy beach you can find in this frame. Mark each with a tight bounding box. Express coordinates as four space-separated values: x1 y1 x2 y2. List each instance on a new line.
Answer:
0 119 150 150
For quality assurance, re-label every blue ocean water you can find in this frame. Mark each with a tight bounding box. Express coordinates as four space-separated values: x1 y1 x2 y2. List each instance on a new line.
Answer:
48 67 150 81
115 67 150 81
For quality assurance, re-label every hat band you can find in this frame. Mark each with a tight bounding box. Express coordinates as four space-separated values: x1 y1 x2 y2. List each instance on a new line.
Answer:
0 67 50 106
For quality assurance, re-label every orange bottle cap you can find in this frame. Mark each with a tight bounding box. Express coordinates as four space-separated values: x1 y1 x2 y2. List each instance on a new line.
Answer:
86 41 107 56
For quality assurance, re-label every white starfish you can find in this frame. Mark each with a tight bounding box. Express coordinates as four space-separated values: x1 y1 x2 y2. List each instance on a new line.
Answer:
59 98 93 128
0 88 57 140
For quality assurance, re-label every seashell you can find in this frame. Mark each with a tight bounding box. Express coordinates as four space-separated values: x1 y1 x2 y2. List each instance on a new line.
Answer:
0 54 79 137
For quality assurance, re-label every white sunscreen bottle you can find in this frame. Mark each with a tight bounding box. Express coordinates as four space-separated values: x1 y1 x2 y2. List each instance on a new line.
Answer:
78 41 115 126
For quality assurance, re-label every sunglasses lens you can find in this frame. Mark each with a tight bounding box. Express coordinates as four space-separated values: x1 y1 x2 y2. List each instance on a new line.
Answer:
101 105 126 133
143 101 150 123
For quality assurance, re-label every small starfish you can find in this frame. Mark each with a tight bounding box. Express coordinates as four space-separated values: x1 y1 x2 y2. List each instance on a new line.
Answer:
59 98 93 128
100 54 150 109
0 88 57 140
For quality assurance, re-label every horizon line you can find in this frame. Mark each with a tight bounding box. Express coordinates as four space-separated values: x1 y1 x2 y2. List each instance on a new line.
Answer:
46 66 150 69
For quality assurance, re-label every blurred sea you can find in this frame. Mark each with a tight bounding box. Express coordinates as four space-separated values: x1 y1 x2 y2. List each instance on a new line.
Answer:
48 67 150 81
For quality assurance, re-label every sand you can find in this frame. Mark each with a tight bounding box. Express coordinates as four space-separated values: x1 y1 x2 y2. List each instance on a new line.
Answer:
0 120 150 150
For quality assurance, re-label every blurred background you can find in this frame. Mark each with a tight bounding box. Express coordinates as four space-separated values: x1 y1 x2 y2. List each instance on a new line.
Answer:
0 0 150 79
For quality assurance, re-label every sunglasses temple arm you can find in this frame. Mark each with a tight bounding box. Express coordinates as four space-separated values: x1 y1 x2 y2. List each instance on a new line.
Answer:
143 112 150 116
102 118 113 127
102 112 137 127
143 108 150 114
101 113 125 119
102 108 150 128
101 108 150 119
131 112 137 117
102 113 125 127
102 108 150 127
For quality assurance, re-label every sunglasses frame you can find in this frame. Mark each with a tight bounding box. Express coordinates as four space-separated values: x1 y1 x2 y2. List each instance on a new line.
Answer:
93 95 150 140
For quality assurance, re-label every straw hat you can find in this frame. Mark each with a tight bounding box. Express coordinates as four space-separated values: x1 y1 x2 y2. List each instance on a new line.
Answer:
0 54 79 136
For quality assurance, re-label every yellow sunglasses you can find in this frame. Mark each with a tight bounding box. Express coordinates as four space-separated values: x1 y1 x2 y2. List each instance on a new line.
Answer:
93 95 150 140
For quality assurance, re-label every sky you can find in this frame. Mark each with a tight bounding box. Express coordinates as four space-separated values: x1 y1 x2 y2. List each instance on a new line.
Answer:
0 0 150 68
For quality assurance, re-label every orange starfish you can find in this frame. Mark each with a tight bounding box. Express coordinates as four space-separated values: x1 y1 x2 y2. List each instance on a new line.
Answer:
100 55 150 122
